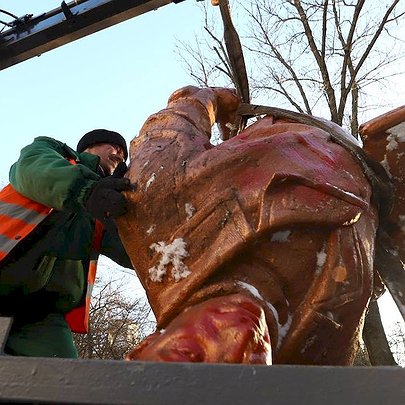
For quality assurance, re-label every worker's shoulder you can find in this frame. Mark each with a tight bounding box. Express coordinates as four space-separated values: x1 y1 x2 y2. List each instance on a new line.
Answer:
31 136 79 159
32 135 65 147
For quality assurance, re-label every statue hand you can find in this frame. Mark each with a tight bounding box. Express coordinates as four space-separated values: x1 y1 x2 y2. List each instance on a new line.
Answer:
212 87 241 140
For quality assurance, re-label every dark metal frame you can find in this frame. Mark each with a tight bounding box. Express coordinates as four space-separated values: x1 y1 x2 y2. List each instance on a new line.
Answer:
0 0 185 70
1 317 405 404
0 354 405 404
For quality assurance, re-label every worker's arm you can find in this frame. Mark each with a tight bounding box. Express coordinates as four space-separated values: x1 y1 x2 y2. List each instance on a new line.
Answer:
9 136 100 212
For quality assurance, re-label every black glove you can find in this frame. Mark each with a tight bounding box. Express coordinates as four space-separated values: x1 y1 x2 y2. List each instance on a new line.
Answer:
113 162 137 191
112 161 128 178
85 176 132 221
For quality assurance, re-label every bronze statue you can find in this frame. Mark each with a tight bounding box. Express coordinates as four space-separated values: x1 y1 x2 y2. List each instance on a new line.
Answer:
117 86 403 365
361 106 405 262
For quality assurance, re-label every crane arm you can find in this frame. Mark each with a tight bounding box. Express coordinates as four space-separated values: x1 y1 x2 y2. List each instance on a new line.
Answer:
0 0 185 71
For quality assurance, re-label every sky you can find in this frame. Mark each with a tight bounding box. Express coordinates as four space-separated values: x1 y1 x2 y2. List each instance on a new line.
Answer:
1 1 404 341
0 0 205 177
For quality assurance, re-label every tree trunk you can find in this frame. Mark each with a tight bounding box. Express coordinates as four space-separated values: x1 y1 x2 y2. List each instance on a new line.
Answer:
363 300 397 366
374 231 405 323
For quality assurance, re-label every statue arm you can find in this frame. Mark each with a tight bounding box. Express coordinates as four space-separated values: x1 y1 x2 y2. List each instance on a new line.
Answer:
138 86 241 143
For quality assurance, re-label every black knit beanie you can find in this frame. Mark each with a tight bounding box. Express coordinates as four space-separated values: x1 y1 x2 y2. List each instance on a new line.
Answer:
76 129 128 160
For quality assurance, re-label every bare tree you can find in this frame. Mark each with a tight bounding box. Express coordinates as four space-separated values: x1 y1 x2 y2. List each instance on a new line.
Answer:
387 321 405 366
178 0 405 137
73 276 155 360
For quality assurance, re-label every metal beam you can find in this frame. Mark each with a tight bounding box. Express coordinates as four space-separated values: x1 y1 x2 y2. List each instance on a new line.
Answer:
0 318 404 404
0 356 405 404
0 0 186 71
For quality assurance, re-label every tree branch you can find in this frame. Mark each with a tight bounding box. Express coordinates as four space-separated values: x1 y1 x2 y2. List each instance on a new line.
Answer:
292 0 338 121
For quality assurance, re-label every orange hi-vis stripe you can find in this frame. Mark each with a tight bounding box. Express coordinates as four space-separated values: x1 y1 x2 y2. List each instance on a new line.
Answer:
0 158 76 260
0 184 53 260
0 158 105 333
64 219 104 333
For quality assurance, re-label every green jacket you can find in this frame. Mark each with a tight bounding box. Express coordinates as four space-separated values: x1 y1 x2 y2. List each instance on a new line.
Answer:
0 136 133 320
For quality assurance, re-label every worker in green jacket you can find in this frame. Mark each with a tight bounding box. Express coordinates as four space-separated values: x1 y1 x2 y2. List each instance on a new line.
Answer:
0 129 133 358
